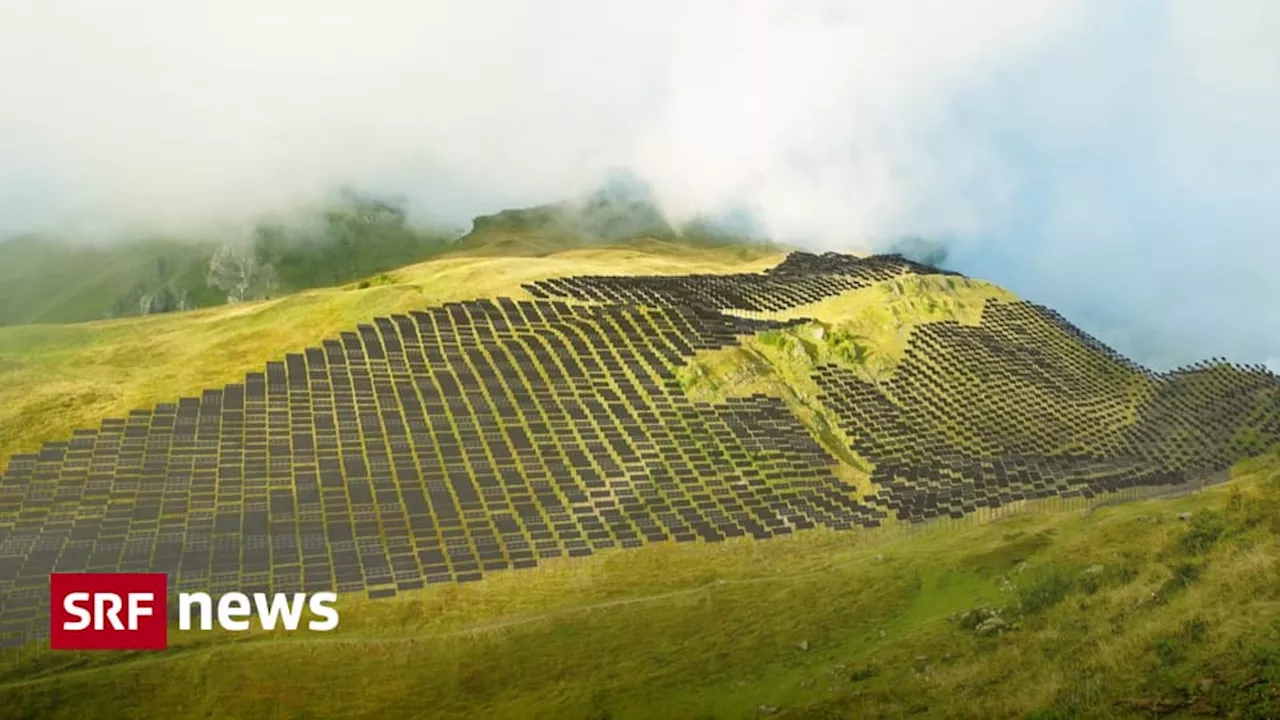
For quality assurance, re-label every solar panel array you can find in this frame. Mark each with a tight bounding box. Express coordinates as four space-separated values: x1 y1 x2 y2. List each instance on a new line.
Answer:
0 294 891 647
1 250 1276 648
526 252 958 311
817 300 1280 522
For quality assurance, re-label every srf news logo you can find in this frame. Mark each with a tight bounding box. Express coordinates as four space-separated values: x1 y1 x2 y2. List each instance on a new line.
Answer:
49 573 339 651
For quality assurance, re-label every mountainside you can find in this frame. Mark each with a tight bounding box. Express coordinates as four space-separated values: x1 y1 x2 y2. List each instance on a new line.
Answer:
0 235 223 325
0 186 769 327
1 234 1278 718
0 194 455 326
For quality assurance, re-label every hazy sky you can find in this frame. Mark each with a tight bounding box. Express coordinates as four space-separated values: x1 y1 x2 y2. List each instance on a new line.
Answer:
1 1 1277 370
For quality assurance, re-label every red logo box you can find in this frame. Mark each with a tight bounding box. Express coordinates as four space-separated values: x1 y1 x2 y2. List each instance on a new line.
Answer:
49 573 169 650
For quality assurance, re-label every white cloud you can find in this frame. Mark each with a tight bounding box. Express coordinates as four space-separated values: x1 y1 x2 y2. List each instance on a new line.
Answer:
0 0 1079 238
0 1 1277 367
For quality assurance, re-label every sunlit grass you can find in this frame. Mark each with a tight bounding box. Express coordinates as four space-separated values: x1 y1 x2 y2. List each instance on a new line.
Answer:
1 453 1277 719
3 240 1278 718
0 240 785 463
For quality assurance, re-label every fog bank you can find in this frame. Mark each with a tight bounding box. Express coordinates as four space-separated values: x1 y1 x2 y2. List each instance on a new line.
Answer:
1 1 1276 368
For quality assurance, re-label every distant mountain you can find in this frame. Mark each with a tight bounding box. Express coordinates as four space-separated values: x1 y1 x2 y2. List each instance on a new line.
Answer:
459 173 776 255
0 234 223 325
885 235 950 268
0 192 455 325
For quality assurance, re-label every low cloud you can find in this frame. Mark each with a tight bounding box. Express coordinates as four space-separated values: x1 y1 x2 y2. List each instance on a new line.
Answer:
1 1 1276 368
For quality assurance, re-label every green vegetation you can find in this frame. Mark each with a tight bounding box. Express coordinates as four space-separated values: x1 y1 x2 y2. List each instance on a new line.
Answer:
0 239 785 463
684 274 1278 508
0 192 456 326
728 275 1016 382
248 192 454 292
0 235 222 325
0 186 779 327
457 198 780 258
2 211 1277 718
678 276 1017 487
2 450 1277 719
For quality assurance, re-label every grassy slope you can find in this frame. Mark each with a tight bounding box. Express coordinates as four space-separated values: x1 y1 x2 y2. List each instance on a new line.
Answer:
756 273 1016 380
684 275 1169 477
0 239 785 464
0 236 220 325
3 239 1278 718
0 198 457 327
2 451 1277 719
681 276 1018 488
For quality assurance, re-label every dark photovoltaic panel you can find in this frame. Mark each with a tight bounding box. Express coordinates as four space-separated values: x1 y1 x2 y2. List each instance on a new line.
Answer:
0 251 1277 649
0 292 885 647
524 251 959 312
816 300 1280 522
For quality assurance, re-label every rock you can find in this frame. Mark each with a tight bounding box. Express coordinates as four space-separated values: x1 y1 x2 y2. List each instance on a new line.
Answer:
959 607 1001 631
797 640 810 651
976 616 1010 636
757 705 779 716
1177 512 1193 521
1083 564 1105 575
812 326 826 341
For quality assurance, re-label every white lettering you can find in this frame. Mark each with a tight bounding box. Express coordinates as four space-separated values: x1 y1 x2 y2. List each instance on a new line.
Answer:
216 592 251 631
178 592 213 630
163 591 342 633
126 593 153 630
96 593 123 631
308 592 339 631
62 592 92 631
253 593 306 631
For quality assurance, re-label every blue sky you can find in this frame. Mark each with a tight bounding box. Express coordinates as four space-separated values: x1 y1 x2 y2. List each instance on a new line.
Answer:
0 1 1276 369
937 2 1279 368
